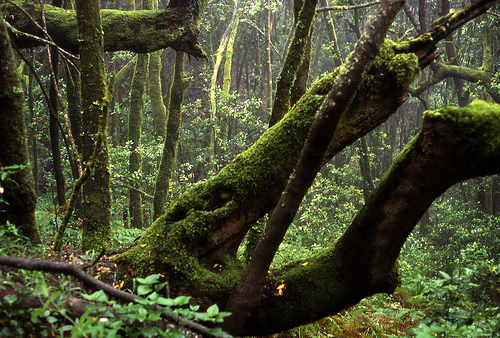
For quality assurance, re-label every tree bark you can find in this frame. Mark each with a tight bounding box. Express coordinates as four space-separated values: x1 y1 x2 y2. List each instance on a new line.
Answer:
1 0 207 58
77 0 112 252
0 18 39 243
358 137 375 201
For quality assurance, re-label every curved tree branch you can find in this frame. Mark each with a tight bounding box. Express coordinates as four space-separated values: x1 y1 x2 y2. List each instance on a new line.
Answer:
246 100 500 336
410 63 499 103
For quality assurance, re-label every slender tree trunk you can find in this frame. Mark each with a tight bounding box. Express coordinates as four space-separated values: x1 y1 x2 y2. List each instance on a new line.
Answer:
149 50 167 139
220 11 239 141
0 18 39 243
208 0 239 173
77 0 112 252
27 58 40 195
264 7 273 114
322 0 343 66
128 53 149 228
153 52 188 220
49 45 66 207
268 0 318 127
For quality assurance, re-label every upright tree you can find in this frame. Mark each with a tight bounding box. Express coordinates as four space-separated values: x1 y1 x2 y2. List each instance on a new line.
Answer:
0 18 39 243
76 0 112 251
153 51 189 220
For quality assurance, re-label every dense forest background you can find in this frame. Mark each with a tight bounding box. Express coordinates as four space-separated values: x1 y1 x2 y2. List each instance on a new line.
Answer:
1 0 500 336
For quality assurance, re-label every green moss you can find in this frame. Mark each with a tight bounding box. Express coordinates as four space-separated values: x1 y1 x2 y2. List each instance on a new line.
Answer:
424 100 500 153
116 39 422 304
372 40 420 87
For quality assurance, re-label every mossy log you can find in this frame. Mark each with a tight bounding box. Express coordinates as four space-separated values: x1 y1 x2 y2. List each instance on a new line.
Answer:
1 0 207 58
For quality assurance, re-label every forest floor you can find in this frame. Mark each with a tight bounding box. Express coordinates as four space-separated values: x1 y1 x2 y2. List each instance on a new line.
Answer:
1 241 422 337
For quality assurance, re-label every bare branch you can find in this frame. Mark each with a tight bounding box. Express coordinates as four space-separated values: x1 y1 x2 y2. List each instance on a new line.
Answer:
0 256 227 338
317 1 379 13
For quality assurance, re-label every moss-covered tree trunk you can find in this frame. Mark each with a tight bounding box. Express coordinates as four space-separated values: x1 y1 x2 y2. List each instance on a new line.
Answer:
153 52 188 220
149 49 167 139
1 0 208 58
0 18 39 244
268 0 318 127
115 1 500 334
77 0 112 252
128 0 152 229
116 35 421 316
220 9 239 141
208 0 239 173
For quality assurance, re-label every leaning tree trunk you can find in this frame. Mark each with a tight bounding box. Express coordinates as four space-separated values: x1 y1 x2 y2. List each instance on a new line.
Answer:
77 0 112 252
0 18 39 244
244 100 500 335
116 37 421 304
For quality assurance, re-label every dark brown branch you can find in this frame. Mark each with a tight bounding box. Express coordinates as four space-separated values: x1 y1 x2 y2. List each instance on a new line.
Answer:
222 1 405 335
0 256 226 338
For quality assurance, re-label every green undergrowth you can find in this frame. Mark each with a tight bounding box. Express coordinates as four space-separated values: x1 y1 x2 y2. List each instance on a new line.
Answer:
0 221 231 337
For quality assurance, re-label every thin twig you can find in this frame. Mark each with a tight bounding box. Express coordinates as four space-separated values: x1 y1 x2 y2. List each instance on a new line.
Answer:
4 21 78 63
317 1 379 13
114 180 154 199
240 19 282 59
